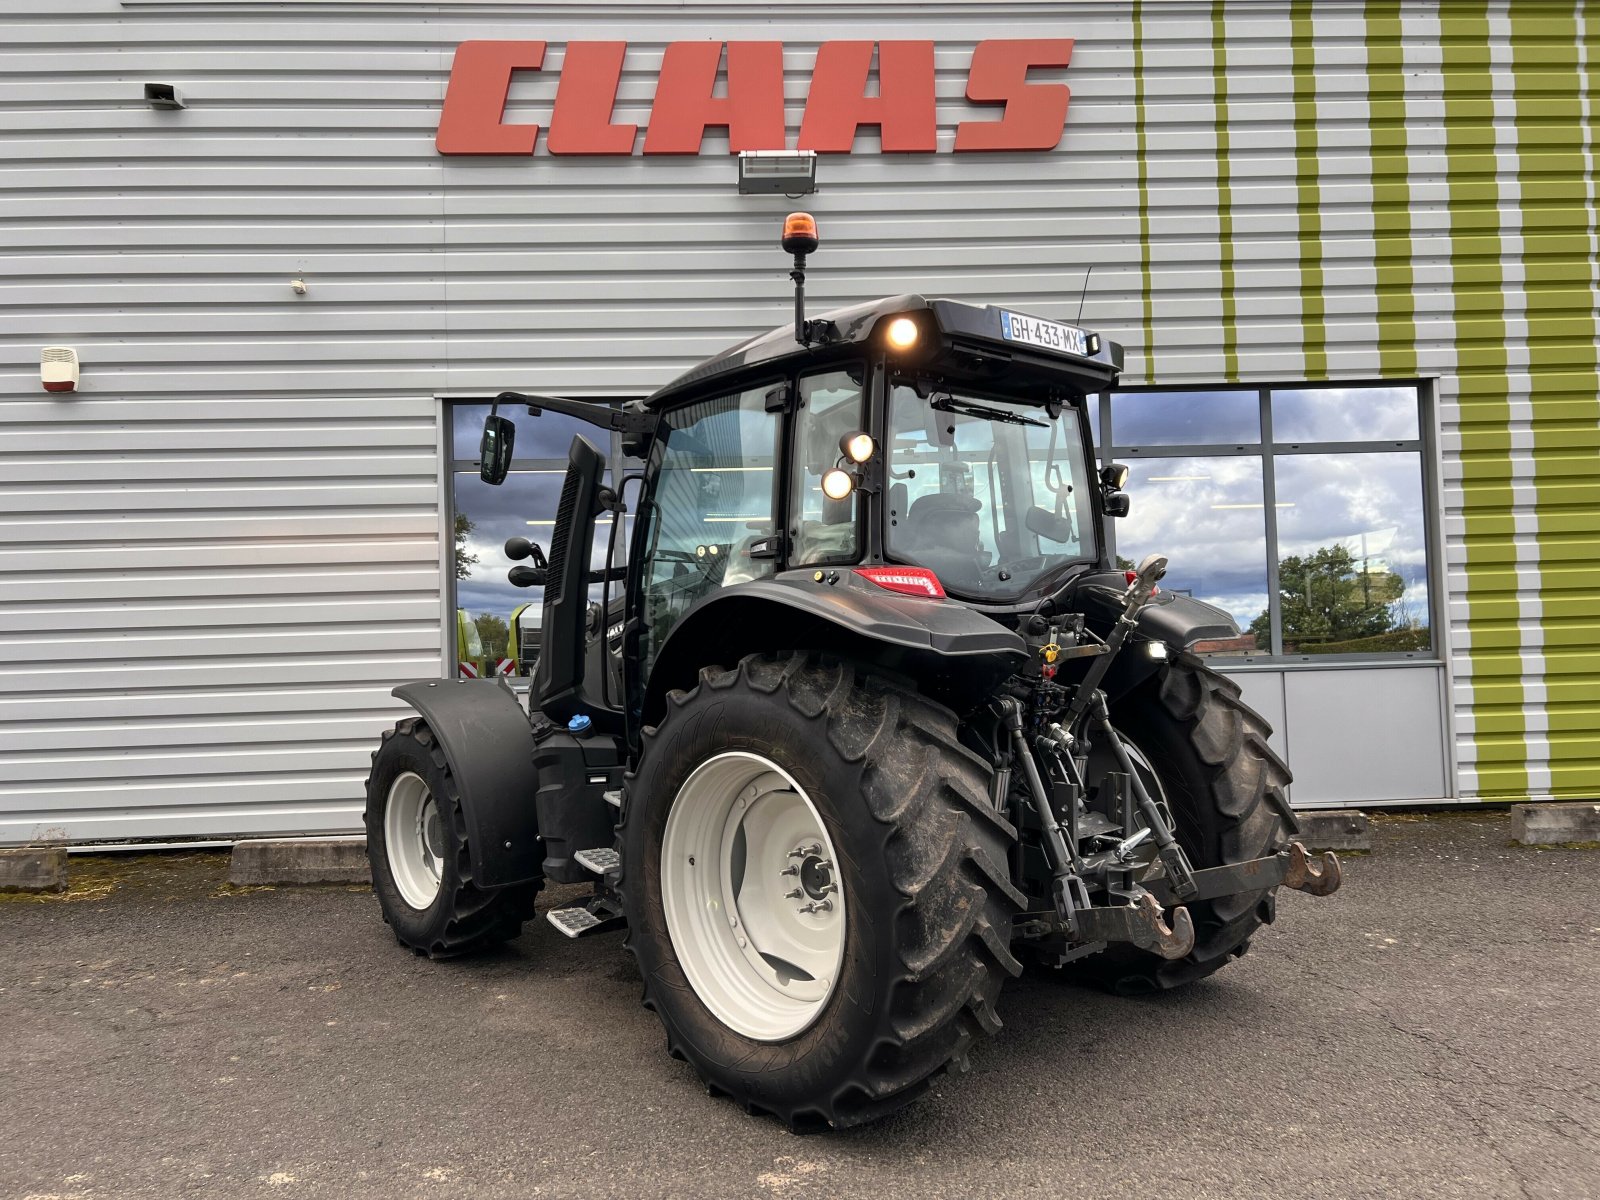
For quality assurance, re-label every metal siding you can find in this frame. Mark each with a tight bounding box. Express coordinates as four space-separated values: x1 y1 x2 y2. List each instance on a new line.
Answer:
0 0 1594 842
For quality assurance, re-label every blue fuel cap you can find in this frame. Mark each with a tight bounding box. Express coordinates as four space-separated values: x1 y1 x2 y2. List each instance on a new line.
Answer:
567 714 592 734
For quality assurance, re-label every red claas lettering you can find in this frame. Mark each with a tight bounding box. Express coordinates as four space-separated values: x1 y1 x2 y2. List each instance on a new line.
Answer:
954 39 1074 151
435 38 1072 156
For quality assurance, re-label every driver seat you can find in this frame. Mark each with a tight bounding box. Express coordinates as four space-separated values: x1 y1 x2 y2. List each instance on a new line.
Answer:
902 493 986 585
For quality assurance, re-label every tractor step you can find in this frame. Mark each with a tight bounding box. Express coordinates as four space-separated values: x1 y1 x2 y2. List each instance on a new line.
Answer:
546 904 625 939
573 846 621 875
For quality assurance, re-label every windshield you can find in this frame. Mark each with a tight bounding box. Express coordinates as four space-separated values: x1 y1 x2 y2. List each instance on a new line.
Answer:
885 384 1097 599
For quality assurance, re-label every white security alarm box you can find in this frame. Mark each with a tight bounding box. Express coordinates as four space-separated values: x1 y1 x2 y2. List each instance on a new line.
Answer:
42 346 80 392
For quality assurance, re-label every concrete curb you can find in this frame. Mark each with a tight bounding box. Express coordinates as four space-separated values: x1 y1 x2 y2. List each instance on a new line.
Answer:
0 847 69 893
229 838 371 886
1511 802 1600 846
1294 809 1371 852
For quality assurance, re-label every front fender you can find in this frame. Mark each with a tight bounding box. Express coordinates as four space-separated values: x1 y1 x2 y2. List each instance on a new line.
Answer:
392 679 542 888
644 573 1026 723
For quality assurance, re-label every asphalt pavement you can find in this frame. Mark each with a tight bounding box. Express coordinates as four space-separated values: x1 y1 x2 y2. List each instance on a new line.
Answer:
2 810 1597 1200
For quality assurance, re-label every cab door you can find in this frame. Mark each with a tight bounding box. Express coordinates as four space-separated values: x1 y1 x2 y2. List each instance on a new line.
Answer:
631 383 784 680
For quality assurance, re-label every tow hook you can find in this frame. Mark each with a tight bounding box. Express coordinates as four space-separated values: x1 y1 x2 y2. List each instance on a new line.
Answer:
1282 840 1342 897
1073 892 1196 960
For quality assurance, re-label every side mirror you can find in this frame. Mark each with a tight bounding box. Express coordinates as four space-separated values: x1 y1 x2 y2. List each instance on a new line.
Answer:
479 414 515 485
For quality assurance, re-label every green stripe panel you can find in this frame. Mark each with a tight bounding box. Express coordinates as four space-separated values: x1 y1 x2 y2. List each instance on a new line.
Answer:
1290 1 1326 379
1364 1 1417 379
1212 0 1238 380
1443 3 1524 799
1134 0 1157 383
1510 8 1600 798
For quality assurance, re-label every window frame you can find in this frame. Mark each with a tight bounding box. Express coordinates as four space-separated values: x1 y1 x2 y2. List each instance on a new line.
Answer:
1096 379 1443 666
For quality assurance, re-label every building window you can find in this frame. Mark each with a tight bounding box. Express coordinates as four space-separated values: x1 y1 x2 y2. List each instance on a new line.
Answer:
446 400 635 679
1097 383 1435 661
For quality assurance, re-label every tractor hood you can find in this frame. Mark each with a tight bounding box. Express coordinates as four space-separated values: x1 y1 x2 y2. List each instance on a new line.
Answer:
645 295 1125 410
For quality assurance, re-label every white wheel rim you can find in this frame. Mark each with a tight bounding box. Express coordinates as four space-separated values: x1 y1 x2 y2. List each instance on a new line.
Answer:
661 751 847 1042
385 770 445 909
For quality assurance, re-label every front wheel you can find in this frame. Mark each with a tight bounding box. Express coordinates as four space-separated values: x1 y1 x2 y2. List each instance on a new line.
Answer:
619 653 1024 1131
364 717 540 958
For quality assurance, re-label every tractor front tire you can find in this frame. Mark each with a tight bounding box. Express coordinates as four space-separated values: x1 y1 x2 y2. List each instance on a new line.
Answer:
619 652 1024 1131
1069 651 1295 993
364 717 540 958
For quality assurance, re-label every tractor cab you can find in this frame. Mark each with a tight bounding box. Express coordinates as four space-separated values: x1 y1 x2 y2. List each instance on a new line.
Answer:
485 214 1133 740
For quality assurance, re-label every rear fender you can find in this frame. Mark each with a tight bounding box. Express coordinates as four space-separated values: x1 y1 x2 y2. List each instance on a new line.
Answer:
1065 572 1243 703
392 679 542 888
643 574 1026 724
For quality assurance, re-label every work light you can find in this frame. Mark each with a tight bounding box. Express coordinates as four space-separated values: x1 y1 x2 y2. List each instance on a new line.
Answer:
885 317 919 349
821 469 854 501
840 432 875 464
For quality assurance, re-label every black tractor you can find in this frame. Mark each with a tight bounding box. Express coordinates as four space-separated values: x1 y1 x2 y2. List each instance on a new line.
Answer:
364 213 1341 1131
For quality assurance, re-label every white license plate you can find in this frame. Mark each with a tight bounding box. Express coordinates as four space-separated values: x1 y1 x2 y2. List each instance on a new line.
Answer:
998 310 1090 357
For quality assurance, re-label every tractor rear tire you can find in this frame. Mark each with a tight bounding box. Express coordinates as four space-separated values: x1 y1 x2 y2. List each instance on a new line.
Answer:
619 652 1024 1131
364 717 540 958
1068 651 1296 994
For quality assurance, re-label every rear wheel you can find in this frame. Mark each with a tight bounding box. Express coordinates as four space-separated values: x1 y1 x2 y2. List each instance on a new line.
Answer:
620 652 1024 1130
1069 651 1295 993
364 717 540 958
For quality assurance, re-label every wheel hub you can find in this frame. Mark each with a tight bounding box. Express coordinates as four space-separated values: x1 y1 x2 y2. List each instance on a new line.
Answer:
784 846 836 914
660 753 847 1042
384 771 444 910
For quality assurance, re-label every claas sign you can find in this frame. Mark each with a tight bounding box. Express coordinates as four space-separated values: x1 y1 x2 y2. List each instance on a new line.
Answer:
437 39 1073 156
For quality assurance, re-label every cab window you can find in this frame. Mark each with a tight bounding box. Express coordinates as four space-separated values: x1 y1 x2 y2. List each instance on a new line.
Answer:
789 365 865 565
638 385 780 670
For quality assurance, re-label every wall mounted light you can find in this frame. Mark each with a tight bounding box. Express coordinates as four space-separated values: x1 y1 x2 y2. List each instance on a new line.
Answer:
144 83 185 110
737 150 817 196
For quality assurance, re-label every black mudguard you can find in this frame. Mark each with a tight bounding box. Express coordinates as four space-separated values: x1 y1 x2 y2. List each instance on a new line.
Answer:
643 572 1027 722
1064 571 1243 703
391 679 542 888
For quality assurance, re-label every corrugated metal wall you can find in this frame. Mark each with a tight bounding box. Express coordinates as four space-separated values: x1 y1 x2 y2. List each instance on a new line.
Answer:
1 0 1594 842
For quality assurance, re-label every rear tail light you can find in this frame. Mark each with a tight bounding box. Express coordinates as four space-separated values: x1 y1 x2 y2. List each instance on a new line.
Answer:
854 566 946 599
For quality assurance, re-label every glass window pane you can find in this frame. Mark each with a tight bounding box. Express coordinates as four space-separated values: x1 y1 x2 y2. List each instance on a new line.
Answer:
792 366 865 564
453 469 597 676
1116 456 1269 653
640 386 780 670
1272 452 1432 655
1110 389 1259 447
1271 386 1420 443
1087 394 1102 450
884 385 1095 599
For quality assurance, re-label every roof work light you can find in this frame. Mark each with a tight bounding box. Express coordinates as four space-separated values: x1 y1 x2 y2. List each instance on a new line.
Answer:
885 317 920 350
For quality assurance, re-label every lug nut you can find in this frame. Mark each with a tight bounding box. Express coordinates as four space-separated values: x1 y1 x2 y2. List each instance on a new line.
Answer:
785 888 803 900
798 899 833 915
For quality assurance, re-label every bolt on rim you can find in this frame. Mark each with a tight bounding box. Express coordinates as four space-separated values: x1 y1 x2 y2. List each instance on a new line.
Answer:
385 770 445 909
660 751 846 1042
